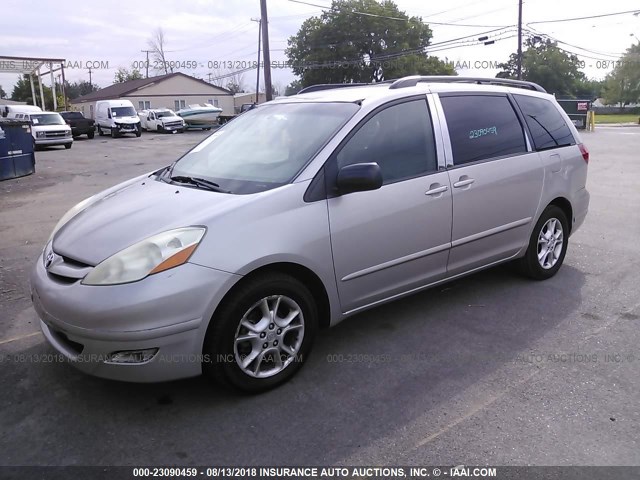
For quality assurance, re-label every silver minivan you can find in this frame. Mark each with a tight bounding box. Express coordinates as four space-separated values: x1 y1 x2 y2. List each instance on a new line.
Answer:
31 76 590 392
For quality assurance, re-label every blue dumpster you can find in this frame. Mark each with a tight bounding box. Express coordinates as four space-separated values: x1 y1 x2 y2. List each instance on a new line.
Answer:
0 118 35 181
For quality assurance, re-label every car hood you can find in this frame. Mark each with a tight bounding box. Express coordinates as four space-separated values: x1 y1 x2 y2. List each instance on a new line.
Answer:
160 115 182 123
33 124 71 131
112 116 139 124
52 176 245 265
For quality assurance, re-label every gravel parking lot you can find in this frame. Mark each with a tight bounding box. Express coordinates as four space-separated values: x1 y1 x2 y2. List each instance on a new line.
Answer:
1 126 639 466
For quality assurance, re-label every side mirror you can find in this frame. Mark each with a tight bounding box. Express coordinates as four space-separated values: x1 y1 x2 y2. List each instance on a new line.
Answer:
336 162 383 195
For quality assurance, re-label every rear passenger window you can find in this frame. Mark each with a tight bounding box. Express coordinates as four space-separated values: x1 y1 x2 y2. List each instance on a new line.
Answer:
440 95 527 166
513 94 575 150
337 99 437 184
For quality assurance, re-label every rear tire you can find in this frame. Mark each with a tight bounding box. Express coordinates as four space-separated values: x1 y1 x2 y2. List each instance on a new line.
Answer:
97 126 104 136
516 205 569 280
203 273 317 393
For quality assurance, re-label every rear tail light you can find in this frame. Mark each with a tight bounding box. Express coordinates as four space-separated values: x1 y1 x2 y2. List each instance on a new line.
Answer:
578 143 589 163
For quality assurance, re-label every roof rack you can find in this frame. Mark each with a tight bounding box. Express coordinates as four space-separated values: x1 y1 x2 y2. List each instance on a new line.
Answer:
388 75 546 93
297 83 370 94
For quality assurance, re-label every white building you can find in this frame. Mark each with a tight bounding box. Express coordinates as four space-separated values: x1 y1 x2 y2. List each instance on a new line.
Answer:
70 72 234 118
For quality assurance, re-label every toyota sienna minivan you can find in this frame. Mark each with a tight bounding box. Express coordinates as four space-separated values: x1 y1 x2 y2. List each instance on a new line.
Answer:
31 76 590 392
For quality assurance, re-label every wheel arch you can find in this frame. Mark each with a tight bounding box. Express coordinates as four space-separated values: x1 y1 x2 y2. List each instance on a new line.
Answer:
547 196 573 235
210 261 333 331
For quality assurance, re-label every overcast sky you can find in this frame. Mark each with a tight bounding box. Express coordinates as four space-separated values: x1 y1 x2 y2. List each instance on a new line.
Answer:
2 0 639 96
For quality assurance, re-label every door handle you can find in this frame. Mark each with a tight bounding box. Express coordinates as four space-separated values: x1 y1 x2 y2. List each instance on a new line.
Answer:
453 177 475 188
425 184 448 196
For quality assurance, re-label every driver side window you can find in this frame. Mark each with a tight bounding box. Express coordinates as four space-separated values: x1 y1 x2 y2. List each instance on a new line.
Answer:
336 99 437 185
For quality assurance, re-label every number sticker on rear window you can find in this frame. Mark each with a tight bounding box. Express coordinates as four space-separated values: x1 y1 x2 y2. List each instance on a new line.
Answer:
469 126 497 139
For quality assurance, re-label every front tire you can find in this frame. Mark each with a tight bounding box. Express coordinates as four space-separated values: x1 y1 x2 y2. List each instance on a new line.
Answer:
517 205 569 280
97 126 104 136
64 143 72 149
203 273 317 393
111 128 118 138
87 131 94 139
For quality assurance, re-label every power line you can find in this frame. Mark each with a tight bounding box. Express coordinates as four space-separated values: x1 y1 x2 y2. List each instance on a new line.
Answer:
528 9 640 26
287 0 509 28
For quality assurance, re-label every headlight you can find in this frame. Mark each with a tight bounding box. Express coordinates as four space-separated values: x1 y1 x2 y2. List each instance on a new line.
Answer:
36 131 46 138
47 195 97 244
82 227 206 286
65 130 72 137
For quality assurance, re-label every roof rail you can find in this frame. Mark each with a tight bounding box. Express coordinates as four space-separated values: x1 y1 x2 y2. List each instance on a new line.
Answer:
297 83 370 94
388 76 547 93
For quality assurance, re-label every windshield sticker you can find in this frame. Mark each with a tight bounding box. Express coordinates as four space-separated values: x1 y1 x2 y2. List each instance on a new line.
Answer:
32 118 39 124
469 126 497 139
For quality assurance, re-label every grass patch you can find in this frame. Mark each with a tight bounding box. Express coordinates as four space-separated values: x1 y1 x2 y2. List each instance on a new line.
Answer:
595 114 640 124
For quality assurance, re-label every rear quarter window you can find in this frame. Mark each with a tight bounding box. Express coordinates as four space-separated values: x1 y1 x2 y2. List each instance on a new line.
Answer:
513 94 575 150
440 95 527 166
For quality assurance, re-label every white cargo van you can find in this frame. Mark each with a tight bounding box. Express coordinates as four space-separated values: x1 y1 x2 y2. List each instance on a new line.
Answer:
95 100 141 138
8 110 73 149
1 104 42 118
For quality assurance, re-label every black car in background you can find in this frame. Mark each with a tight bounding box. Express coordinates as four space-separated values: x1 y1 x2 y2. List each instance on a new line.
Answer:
60 111 95 139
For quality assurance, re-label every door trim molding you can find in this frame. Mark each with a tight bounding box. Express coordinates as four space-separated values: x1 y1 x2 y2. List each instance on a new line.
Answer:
451 217 532 248
341 242 450 282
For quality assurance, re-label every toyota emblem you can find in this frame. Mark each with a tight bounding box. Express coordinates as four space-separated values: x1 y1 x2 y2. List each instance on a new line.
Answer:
45 251 55 269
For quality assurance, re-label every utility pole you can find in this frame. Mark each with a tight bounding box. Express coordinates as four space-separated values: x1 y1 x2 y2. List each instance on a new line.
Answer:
87 67 93 87
260 0 273 101
251 17 262 104
141 49 152 78
516 0 523 80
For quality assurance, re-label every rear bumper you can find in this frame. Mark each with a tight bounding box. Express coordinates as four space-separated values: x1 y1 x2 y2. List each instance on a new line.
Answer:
71 126 95 135
571 187 590 234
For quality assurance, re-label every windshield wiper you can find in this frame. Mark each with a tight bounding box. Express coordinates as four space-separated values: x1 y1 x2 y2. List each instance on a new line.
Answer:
170 175 231 193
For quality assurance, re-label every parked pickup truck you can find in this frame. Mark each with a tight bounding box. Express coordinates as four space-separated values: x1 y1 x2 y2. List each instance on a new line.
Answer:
60 111 95 139
139 109 185 133
218 103 257 124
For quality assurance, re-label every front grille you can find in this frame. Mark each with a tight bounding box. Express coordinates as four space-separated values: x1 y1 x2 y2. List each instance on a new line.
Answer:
45 251 92 283
45 131 67 138
164 121 183 128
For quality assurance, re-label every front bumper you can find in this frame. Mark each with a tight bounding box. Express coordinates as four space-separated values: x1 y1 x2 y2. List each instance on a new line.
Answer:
35 137 73 146
30 258 240 382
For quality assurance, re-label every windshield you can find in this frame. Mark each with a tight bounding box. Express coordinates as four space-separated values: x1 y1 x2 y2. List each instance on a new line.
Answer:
61 112 83 119
168 102 359 194
30 113 65 125
111 106 137 117
156 110 175 118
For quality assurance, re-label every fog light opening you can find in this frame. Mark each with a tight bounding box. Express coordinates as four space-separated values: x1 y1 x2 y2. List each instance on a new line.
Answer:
107 348 159 364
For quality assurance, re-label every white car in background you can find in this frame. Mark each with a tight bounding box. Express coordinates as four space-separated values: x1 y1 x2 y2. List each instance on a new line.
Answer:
8 111 73 149
139 108 185 133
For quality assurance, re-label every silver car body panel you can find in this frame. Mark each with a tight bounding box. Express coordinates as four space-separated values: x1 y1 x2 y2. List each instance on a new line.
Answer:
31 81 590 382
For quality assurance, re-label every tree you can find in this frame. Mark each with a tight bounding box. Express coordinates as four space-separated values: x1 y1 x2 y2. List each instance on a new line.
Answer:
225 71 246 93
602 43 640 107
574 78 604 101
285 79 303 96
64 80 99 100
114 67 144 84
286 0 454 87
496 38 586 96
0 85 6 99
148 28 172 75
11 74 56 109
